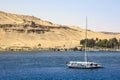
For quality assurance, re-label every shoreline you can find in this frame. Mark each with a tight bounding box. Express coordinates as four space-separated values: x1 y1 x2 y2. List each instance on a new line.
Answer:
0 48 120 52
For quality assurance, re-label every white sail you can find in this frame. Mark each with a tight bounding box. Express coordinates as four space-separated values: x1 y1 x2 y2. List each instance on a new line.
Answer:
85 16 88 62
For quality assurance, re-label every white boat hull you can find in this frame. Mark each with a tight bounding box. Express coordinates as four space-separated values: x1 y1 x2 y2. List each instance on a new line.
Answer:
67 61 103 69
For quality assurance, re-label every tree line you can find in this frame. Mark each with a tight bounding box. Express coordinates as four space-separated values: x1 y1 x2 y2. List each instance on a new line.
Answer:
80 38 120 49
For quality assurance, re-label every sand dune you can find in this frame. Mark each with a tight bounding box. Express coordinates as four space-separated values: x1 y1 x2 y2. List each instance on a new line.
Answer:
0 11 120 50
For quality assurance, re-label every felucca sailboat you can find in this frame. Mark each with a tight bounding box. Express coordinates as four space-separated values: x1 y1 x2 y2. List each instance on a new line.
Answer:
67 17 103 69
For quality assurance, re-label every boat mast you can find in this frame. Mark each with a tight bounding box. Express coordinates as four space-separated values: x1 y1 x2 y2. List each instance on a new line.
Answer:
85 16 88 62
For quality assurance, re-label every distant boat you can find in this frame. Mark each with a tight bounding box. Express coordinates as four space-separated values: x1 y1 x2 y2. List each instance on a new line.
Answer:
66 17 103 69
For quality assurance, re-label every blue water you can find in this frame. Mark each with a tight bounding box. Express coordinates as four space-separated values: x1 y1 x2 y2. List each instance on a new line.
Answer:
0 51 120 80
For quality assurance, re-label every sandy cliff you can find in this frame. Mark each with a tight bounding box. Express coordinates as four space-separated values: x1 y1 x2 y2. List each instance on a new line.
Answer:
0 11 120 51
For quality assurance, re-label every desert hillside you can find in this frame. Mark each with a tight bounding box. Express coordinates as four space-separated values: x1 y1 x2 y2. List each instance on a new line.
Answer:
0 11 120 51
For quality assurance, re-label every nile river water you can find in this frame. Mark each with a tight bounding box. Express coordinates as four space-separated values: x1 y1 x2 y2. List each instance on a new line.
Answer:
0 51 120 80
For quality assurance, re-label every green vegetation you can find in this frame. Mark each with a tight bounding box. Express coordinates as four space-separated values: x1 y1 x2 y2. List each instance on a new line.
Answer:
80 38 120 49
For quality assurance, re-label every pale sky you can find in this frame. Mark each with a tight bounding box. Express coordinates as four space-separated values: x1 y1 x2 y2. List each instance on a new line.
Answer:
0 0 120 32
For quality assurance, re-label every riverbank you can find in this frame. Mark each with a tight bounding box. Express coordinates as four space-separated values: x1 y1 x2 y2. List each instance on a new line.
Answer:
0 47 120 52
